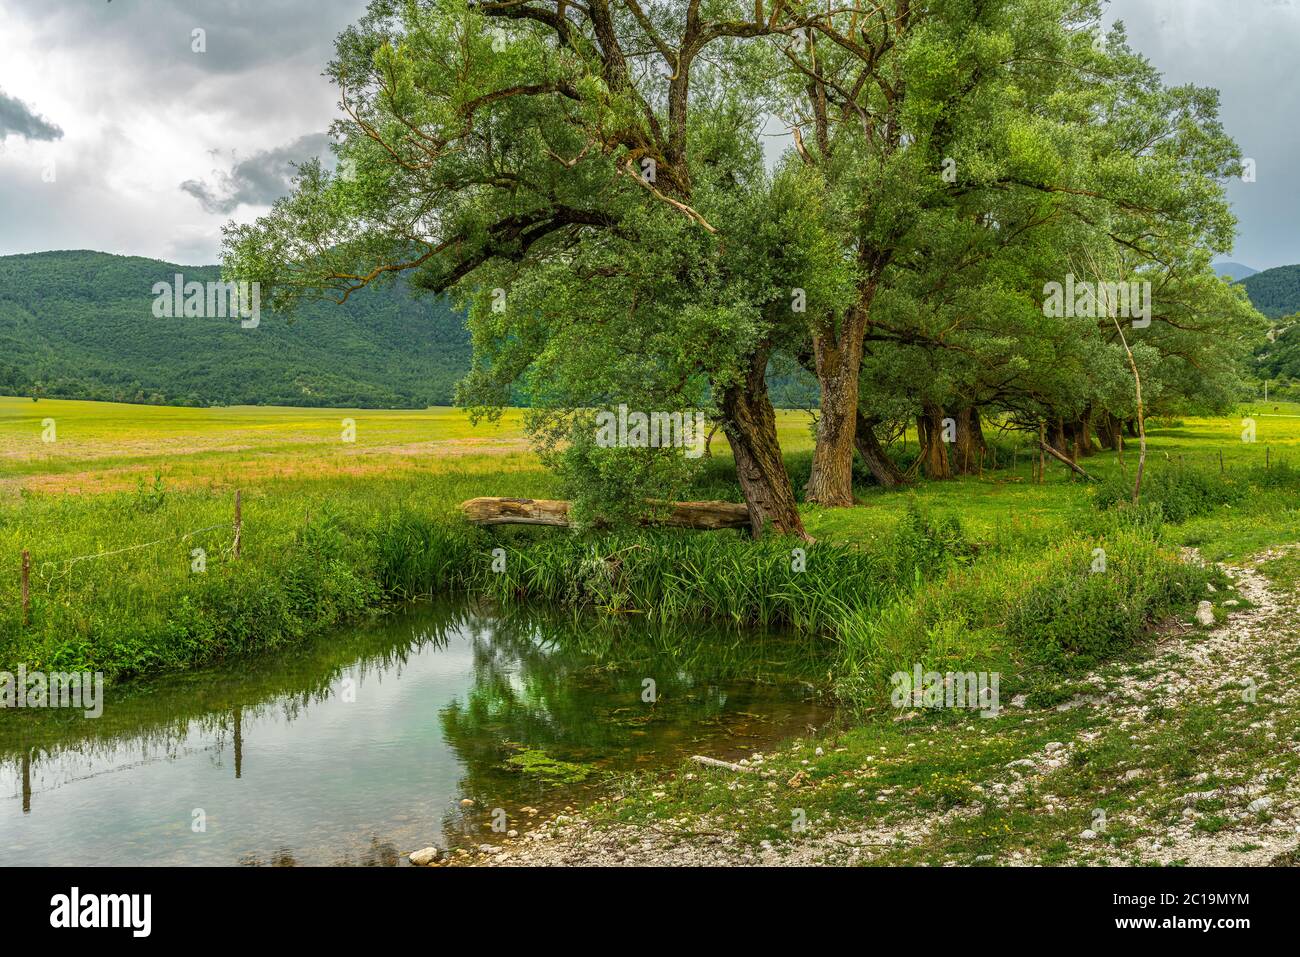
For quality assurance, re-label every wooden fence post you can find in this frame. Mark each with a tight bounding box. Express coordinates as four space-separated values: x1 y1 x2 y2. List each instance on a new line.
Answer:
234 490 243 559
21 549 30 626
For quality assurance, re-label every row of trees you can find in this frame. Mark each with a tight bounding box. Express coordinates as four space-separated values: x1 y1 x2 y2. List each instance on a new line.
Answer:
226 0 1262 536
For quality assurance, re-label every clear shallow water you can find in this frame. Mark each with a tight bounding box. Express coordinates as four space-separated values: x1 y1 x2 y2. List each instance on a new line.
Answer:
0 602 832 866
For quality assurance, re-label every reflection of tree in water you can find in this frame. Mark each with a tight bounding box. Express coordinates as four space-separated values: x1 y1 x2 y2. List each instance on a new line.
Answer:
0 611 457 810
1 599 830 858
438 606 826 831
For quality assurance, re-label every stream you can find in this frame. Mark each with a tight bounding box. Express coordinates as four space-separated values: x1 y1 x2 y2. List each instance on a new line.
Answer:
0 601 834 866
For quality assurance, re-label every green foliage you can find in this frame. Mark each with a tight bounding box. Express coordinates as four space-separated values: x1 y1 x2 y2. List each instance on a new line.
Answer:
891 500 971 583
480 529 890 632
1005 532 1206 669
1246 459 1300 490
1093 466 1243 523
1253 316 1300 389
1239 265 1300 320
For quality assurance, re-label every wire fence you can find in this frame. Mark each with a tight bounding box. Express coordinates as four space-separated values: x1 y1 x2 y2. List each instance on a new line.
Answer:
17 491 243 626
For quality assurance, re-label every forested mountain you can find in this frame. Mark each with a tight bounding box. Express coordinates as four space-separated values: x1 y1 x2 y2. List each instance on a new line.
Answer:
0 250 470 408
1238 264 1300 319
1213 261 1258 281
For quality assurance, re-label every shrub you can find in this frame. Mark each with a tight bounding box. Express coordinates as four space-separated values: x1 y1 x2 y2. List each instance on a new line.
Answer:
891 500 970 583
1246 460 1300 490
1093 466 1242 524
1005 531 1206 670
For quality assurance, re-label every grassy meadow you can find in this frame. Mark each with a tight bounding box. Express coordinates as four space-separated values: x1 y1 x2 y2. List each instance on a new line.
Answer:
2 394 1299 707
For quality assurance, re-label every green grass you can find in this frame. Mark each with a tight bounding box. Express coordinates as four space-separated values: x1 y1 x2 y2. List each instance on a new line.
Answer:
2 396 1299 694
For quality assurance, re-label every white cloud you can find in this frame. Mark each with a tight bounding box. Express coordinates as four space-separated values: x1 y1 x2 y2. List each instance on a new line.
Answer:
1 0 1298 269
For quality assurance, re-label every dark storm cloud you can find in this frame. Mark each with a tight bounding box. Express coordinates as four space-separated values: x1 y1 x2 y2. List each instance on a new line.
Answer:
0 89 62 141
180 133 334 213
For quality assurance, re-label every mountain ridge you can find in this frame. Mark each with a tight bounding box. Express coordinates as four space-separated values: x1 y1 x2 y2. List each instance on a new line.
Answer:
1236 263 1300 320
0 249 471 408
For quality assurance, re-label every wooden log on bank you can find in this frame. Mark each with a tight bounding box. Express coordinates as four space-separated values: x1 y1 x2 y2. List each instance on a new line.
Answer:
460 497 752 530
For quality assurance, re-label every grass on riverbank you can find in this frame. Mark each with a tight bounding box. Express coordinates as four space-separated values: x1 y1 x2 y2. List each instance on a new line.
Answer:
2 396 1299 706
574 549 1300 867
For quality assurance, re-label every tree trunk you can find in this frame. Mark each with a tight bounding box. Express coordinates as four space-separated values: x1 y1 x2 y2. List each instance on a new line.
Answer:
1064 410 1098 458
702 421 720 458
854 411 906 488
1049 417 1070 460
915 404 952 479
1097 413 1123 451
1078 410 1097 457
804 323 865 507
952 405 987 475
719 349 811 540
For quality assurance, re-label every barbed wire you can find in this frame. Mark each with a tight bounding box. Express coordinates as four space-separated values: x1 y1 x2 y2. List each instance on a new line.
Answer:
37 522 230 585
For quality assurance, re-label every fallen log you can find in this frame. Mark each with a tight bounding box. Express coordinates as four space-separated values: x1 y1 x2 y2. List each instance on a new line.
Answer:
460 497 751 530
1037 440 1098 481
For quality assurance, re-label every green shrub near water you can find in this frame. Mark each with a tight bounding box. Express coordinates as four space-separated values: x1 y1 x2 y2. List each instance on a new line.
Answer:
479 498 970 630
832 527 1206 709
1 489 975 685
2 480 1203 711
1005 532 1207 668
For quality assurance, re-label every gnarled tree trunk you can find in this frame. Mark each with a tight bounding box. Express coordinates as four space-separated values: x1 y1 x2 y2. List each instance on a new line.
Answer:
915 404 953 479
1048 417 1071 460
1064 408 1099 458
1096 412 1123 451
461 497 751 530
804 319 866 507
952 405 987 475
719 348 811 541
855 411 905 488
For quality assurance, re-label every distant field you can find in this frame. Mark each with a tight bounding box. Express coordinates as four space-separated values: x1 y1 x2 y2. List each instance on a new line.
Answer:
3 395 1300 553
0 398 535 495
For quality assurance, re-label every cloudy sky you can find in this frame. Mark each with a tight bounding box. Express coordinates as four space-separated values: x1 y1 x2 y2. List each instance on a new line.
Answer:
0 0 1296 268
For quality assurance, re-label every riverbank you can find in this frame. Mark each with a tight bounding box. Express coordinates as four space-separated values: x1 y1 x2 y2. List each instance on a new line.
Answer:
5 398 1300 865
452 543 1300 867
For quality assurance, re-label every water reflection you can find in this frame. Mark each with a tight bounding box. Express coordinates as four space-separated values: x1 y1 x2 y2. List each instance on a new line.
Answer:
0 601 832 866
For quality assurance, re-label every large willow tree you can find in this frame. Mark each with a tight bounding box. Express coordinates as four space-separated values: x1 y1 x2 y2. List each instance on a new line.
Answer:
224 0 1251 532
226 0 839 537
